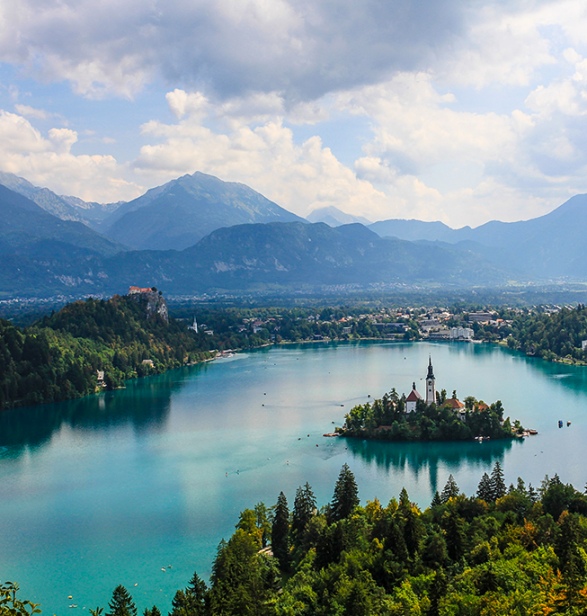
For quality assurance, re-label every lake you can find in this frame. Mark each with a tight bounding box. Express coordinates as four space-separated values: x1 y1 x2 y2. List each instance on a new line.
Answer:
1 340 587 613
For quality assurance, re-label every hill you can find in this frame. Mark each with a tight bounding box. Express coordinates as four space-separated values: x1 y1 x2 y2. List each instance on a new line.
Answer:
0 184 123 257
101 171 306 250
369 218 459 242
103 221 507 294
3 172 587 297
0 291 215 409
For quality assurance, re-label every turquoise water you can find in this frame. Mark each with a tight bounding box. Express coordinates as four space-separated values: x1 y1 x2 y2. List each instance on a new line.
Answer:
1 340 587 613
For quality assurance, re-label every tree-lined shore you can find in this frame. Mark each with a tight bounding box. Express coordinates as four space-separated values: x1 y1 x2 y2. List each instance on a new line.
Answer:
2 296 587 411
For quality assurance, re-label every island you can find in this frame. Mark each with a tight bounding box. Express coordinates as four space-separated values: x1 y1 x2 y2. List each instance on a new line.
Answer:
338 357 526 441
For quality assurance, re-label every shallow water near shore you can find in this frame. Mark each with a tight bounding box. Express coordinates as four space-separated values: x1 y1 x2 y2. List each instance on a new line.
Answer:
1 340 587 613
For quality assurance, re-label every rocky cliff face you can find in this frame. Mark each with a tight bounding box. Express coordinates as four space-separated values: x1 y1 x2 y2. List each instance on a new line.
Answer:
129 288 169 323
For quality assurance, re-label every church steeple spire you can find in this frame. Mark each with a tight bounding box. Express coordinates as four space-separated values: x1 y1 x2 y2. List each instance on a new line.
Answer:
425 356 436 404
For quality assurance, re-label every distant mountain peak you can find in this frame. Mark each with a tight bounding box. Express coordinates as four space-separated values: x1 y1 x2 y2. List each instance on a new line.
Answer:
307 206 372 227
101 171 306 251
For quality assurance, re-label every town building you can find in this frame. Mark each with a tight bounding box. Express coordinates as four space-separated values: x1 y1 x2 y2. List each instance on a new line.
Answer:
450 327 474 340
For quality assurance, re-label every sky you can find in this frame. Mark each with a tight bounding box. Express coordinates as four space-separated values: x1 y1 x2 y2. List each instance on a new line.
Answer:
1 0 587 228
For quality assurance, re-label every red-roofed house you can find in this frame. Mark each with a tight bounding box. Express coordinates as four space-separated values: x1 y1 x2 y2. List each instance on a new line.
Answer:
444 397 466 421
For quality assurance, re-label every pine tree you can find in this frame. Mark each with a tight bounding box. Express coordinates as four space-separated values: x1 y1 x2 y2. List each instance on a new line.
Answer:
477 472 493 502
170 571 208 616
292 482 317 538
143 607 161 616
271 491 291 571
329 463 359 522
490 461 506 501
430 491 442 508
106 586 137 616
440 475 460 504
208 530 272 615
170 572 208 616
442 510 465 561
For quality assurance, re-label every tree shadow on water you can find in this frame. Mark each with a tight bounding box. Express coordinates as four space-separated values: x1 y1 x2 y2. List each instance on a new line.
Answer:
344 435 520 494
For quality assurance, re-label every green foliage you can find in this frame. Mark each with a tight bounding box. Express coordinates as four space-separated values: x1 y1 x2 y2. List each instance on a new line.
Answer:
0 582 40 616
0 294 218 410
292 482 317 542
506 304 587 364
169 571 208 616
208 529 279 615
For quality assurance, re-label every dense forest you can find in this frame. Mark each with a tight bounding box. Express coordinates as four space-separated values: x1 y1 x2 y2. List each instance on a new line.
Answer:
341 389 520 442
0 292 218 409
505 304 587 364
6 464 587 615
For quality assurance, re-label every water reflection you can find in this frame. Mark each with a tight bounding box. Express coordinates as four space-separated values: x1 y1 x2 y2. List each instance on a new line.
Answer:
345 435 519 494
0 365 205 452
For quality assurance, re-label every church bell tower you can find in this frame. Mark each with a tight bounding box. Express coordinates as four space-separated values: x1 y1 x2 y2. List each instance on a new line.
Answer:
425 356 436 405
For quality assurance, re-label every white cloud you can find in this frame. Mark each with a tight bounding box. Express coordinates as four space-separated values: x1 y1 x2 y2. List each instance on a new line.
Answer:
14 104 50 120
438 3 556 89
135 91 390 219
0 109 142 202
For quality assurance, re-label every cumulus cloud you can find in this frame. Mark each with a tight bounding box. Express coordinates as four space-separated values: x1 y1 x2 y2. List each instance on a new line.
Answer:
0 109 142 201
134 90 390 219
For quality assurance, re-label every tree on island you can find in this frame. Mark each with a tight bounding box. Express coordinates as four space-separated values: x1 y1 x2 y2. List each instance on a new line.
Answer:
342 388 520 443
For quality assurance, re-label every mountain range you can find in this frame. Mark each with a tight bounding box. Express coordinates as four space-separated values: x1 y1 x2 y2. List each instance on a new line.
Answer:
369 195 587 280
99 172 305 250
0 170 586 298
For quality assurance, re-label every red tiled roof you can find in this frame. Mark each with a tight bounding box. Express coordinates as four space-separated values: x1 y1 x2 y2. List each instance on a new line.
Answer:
406 389 422 402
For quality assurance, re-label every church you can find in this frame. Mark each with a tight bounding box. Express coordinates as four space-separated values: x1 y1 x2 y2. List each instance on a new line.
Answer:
405 356 436 413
